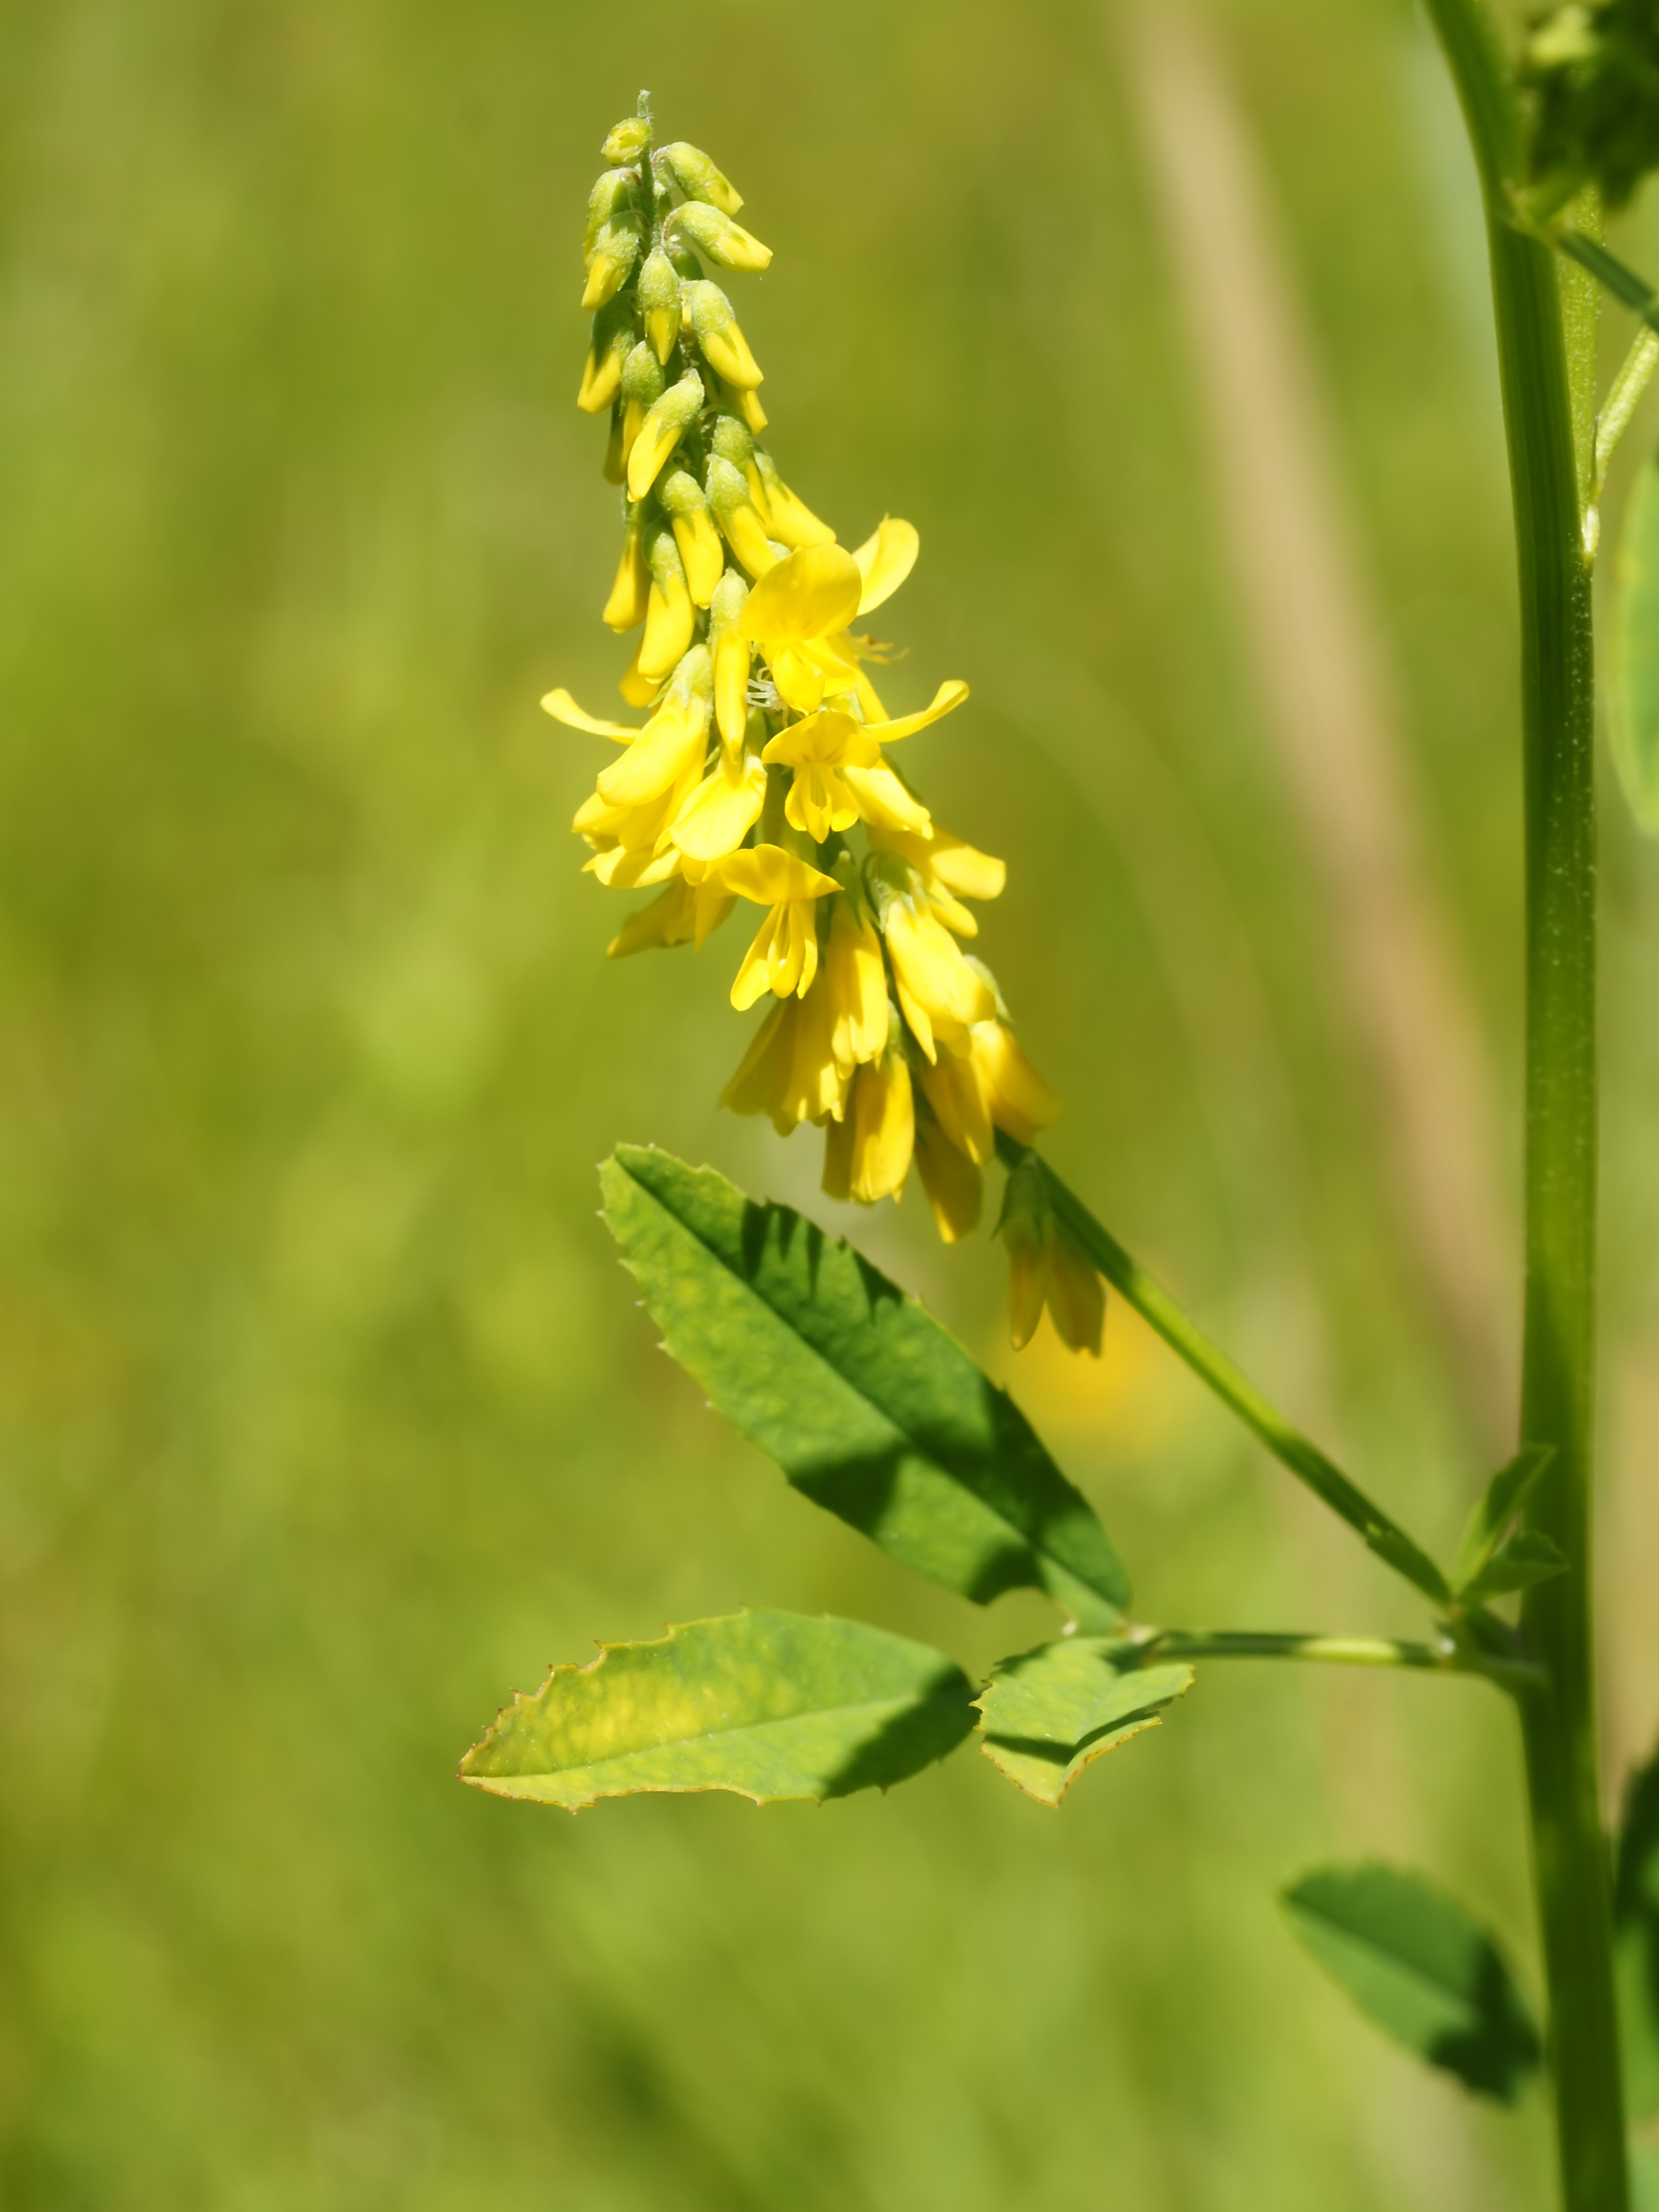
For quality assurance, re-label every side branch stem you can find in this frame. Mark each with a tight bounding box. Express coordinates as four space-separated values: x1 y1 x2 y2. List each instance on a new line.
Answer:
1126 1626 1543 1696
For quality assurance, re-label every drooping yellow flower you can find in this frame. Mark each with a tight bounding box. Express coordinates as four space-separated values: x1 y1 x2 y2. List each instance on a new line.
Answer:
969 1019 1061 1143
761 711 881 839
914 1114 982 1243
607 872 733 958
1001 1158 1103 1356
872 864 997 1060
722 845 840 1007
670 747 766 864
868 820 1003 934
823 890 888 1072
721 982 846 1132
823 1047 915 1205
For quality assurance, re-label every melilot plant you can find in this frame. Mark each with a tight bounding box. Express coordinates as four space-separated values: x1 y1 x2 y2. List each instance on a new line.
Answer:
460 11 1659 2203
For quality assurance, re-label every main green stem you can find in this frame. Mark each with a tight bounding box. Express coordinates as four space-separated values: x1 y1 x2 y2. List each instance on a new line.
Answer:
1422 3 1623 2203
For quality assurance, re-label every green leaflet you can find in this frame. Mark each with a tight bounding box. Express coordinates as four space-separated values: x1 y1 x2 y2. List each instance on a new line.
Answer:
973 1637 1194 1808
1613 448 1659 835
601 1146 1130 1626
1451 1444 1554 1592
460 1608 974 1810
1615 1737 1659 2117
1456 1530 1567 1607
1282 1864 1541 2103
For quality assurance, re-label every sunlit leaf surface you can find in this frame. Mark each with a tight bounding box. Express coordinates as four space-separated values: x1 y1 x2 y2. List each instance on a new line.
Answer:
973 1637 1193 1807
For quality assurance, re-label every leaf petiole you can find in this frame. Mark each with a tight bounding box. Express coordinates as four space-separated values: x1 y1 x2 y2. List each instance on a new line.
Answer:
1122 1625 1546 1696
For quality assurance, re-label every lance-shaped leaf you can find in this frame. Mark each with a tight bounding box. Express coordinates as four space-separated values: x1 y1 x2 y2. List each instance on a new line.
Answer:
1452 1444 1554 1593
1282 1864 1541 2103
1615 1737 1659 2117
1613 447 1659 836
461 1609 974 1810
973 1636 1194 1807
601 1147 1130 1626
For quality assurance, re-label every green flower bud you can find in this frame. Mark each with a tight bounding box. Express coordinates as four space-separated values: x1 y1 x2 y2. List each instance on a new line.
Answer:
705 455 779 577
602 117 652 164
656 467 726 608
658 141 744 216
666 202 772 274
619 340 666 411
583 169 639 259
709 413 755 471
627 369 707 502
582 220 640 311
638 250 682 367
668 246 703 282
683 279 762 391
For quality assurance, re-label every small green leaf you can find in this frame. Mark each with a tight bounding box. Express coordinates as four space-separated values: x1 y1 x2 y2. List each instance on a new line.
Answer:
1453 1444 1554 1592
602 1147 1130 1626
460 1609 974 1810
1613 449 1659 835
1457 1530 1568 1608
973 1637 1194 1808
1282 1863 1541 2103
1615 1737 1659 2117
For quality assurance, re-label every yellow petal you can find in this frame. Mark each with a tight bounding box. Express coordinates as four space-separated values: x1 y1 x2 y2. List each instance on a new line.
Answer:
607 880 695 958
713 629 751 750
825 899 888 1070
717 845 840 905
670 509 727 610
780 978 846 1126
917 1046 994 1166
841 762 932 836
1003 1215 1046 1350
971 1021 1061 1143
639 571 696 683
848 1058 914 1204
784 762 860 841
926 829 1006 901
915 1120 983 1243
761 712 881 770
541 688 638 741
866 679 969 743
852 517 919 615
731 905 789 1010
670 753 766 863
884 904 995 1033
1046 1226 1105 1357
596 710 704 807
739 544 863 644
587 841 684 888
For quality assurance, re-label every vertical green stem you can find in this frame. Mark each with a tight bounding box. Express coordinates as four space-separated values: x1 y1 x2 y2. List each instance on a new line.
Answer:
1422 3 1625 2205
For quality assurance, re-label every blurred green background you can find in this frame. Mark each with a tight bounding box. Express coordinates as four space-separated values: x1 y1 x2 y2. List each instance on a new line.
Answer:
5 0 1659 2203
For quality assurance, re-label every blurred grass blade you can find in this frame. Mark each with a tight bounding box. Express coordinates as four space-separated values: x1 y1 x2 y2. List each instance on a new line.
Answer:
1452 1443 1554 1591
461 1609 974 1810
1615 1739 1659 2117
1612 447 1659 834
1282 1864 1541 2102
1457 1530 1567 1606
973 1637 1193 1808
602 1146 1130 1626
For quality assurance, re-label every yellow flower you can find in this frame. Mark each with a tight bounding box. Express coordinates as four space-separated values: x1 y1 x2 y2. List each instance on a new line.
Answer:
669 748 767 864
872 862 997 1060
705 455 780 579
607 872 734 958
867 819 1001 933
969 1019 1061 1143
637 524 697 683
760 711 881 838
914 1115 982 1243
823 890 888 1072
823 1048 915 1205
721 845 840 1008
656 470 726 609
721 982 846 1132
602 506 649 633
738 545 869 713
626 371 705 502
915 1042 993 1164
708 570 752 750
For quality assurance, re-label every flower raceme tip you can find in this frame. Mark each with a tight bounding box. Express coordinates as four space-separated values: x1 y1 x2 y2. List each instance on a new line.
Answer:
549 103 1097 1351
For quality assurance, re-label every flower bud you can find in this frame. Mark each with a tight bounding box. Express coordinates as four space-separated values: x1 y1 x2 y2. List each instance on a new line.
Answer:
617 343 664 479
682 281 763 391
710 413 774 523
705 455 780 577
751 447 836 547
668 202 772 273
638 250 682 367
602 503 649 633
582 219 640 311
576 295 634 414
626 369 706 501
656 468 726 608
639 522 697 682
601 117 652 163
915 1116 982 1243
583 169 637 259
658 141 744 216
709 569 752 749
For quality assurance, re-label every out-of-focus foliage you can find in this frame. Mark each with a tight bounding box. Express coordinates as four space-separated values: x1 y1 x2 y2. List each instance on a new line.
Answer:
3 0 1659 2205
1526 0 1659 207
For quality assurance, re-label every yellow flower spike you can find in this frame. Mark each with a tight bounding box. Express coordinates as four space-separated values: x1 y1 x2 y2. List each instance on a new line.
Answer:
708 571 752 749
916 1042 994 1165
852 517 920 615
638 250 682 367
638 525 697 682
670 748 767 864
597 647 711 808
864 680 971 743
721 845 841 1008
915 1116 983 1243
824 890 888 1072
601 506 650 633
659 141 744 217
668 201 772 273
750 448 836 548
760 712 882 841
969 1019 1061 1143
626 369 706 502
656 469 726 608
541 688 639 740
684 281 764 391
705 455 780 578
607 874 734 958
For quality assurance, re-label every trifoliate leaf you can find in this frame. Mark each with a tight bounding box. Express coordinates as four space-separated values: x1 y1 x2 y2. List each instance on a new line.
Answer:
1613 447 1659 836
601 1147 1131 1627
973 1636 1193 1808
1282 1863 1541 2103
461 1608 974 1810
1615 1737 1659 2116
